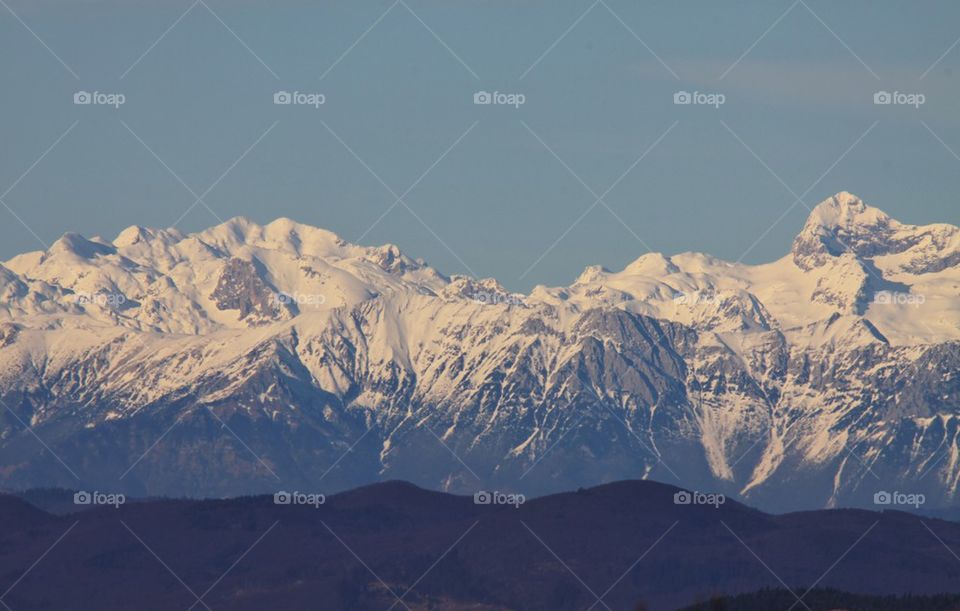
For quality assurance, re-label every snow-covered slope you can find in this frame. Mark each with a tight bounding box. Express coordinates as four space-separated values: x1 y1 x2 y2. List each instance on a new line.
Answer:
0 192 957 511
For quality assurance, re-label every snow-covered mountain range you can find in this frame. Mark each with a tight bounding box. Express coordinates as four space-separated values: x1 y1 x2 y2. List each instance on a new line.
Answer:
1 192 957 510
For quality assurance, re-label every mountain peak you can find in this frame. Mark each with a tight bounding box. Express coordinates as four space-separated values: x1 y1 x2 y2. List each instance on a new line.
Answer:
218 215 261 237
50 232 117 259
791 192 896 270
792 192 959 275
623 252 679 276
114 225 149 247
575 264 609 285
803 192 891 232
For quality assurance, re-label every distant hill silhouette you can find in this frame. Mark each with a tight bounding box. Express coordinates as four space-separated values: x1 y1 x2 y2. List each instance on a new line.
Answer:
1 480 959 610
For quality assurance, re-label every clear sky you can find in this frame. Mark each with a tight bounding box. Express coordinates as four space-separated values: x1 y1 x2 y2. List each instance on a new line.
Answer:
1 0 958 291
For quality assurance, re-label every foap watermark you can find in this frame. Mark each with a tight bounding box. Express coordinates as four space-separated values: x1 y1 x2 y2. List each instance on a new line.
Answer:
74 91 126 108
674 90 725 108
274 91 326 108
474 490 525 508
471 291 524 307
873 90 925 108
874 490 925 509
274 490 326 508
474 90 526 109
673 291 721 306
73 292 127 307
874 291 925 307
74 490 126 509
271 292 326 306
673 490 725 508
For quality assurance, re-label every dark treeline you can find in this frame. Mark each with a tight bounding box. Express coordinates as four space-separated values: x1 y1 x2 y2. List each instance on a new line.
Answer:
675 588 960 611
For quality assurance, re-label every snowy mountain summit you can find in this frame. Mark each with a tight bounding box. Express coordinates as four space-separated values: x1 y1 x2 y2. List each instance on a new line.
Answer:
0 192 957 511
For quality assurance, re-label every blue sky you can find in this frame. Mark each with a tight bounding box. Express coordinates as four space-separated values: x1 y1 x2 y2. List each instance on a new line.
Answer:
1 0 959 291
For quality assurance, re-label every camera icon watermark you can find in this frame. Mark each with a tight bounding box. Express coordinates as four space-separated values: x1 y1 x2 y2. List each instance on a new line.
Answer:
873 91 925 108
474 490 525 508
74 490 126 509
473 90 526 109
273 91 326 108
673 489 725 508
74 91 126 108
673 90 725 108
273 490 325 508
873 490 925 508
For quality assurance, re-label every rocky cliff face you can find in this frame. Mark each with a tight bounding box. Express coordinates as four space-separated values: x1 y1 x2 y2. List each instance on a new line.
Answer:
0 193 957 511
